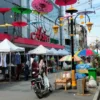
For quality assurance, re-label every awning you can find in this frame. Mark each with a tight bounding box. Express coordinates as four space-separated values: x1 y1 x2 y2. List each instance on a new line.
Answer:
0 33 64 49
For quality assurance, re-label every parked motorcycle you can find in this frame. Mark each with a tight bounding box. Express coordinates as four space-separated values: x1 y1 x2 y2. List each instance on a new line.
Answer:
31 70 52 99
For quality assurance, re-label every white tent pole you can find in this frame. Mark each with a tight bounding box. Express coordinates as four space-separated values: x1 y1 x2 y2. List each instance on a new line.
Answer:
9 52 11 82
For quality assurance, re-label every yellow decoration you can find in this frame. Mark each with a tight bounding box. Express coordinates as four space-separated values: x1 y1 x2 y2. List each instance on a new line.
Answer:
81 21 84 24
79 15 84 19
0 23 12 27
68 5 77 11
52 25 59 34
59 23 63 26
59 17 64 21
86 22 93 32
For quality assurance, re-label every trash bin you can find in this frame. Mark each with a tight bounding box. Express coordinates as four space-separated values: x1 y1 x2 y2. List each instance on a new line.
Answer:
88 68 97 80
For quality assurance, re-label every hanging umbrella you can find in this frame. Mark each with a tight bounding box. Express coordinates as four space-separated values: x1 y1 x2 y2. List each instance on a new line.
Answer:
59 55 82 62
78 49 94 56
0 23 12 27
29 21 42 25
77 10 95 15
12 6 32 14
0 8 11 23
12 21 27 27
0 23 13 33
31 0 53 13
55 0 77 6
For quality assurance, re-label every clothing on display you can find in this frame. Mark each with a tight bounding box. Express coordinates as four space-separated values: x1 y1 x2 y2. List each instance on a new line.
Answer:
0 53 7 67
15 52 21 64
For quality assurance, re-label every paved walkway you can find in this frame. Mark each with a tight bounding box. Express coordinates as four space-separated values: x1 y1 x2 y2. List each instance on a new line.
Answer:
0 72 97 100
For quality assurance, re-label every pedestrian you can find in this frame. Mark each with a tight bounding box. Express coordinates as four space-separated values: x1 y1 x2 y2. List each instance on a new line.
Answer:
32 59 39 78
23 61 29 81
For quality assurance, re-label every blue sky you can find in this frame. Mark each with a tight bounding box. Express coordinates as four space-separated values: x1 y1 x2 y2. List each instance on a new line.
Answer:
68 0 100 45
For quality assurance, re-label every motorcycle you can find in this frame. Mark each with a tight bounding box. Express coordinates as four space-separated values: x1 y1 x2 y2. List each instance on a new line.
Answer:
31 68 53 99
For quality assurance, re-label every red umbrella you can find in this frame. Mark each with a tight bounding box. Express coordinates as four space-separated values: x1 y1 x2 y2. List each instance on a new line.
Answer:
55 0 77 6
0 8 11 14
12 21 27 27
0 8 11 23
31 0 53 13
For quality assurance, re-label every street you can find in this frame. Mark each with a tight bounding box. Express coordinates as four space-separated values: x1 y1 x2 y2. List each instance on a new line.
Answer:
0 72 95 100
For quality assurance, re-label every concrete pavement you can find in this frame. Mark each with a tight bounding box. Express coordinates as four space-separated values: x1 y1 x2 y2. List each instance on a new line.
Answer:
0 72 96 100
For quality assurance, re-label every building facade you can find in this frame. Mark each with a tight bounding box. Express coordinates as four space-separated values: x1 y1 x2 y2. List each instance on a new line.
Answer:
0 0 87 51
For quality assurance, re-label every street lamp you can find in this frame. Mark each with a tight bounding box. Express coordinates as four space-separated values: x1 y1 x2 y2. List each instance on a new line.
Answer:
65 6 93 88
52 6 93 88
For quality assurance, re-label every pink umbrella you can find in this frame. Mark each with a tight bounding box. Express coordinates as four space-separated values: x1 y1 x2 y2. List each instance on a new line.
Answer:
31 0 53 13
55 0 77 6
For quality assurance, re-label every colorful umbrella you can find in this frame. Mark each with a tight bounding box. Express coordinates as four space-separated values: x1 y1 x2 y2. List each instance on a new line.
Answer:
78 49 94 56
59 55 82 62
75 51 80 55
12 6 32 14
31 0 53 13
55 0 77 6
12 21 27 27
0 23 13 33
0 8 11 23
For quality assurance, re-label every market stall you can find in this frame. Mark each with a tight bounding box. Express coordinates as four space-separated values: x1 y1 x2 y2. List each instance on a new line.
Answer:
0 39 25 82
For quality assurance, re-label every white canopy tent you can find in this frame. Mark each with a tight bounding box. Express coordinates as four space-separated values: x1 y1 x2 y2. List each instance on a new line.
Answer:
62 49 70 55
0 39 25 52
0 39 25 82
28 45 53 54
47 48 58 55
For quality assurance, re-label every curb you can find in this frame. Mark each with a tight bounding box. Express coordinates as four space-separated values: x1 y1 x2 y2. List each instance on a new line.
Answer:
93 85 100 100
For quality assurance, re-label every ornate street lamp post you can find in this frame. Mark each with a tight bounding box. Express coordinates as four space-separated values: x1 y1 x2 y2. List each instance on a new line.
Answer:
65 6 93 88
66 7 78 88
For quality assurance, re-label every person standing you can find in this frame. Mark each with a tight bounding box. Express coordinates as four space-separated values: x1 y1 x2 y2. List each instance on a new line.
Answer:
24 61 29 81
32 59 39 78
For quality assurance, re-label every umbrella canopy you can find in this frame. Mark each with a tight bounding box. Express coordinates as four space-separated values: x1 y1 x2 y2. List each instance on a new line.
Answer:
28 45 52 54
0 8 10 14
59 55 82 62
77 11 95 15
78 49 94 56
31 0 53 13
55 0 77 6
0 23 12 27
0 39 25 52
75 51 80 55
12 7 32 14
0 8 11 24
12 21 27 27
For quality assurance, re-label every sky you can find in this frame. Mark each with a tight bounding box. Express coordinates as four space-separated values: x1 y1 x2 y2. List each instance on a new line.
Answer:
67 0 100 46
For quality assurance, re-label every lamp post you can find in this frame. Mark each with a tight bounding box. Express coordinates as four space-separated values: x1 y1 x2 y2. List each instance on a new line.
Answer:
66 7 78 88
66 6 93 88
53 6 93 89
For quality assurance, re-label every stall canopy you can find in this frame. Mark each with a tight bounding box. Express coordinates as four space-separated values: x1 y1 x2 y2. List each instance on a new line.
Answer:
28 45 52 54
0 39 25 52
62 49 70 55
48 48 58 55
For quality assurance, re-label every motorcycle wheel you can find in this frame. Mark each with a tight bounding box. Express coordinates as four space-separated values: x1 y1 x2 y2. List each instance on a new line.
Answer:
49 83 53 92
36 93 43 99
